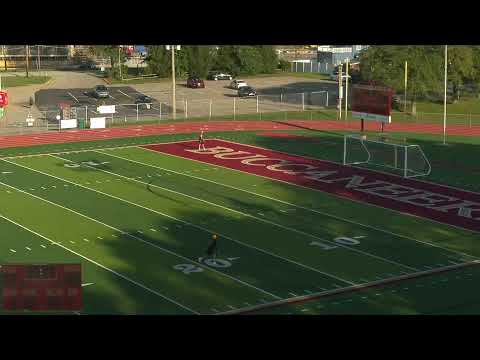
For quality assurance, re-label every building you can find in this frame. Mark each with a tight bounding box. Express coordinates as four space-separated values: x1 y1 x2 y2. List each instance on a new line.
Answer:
317 45 369 66
289 45 368 75
0 45 73 70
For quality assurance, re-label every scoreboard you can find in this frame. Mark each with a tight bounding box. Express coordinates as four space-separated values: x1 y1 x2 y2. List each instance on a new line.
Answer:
0 264 82 312
351 83 395 123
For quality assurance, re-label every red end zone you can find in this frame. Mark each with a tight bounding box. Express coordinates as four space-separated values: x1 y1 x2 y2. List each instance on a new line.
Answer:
143 139 480 233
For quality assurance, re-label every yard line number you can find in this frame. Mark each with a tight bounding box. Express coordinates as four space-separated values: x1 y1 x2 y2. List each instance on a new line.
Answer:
173 257 237 274
64 161 110 168
310 236 361 250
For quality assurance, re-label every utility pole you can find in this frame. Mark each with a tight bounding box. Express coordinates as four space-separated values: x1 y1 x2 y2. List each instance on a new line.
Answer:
338 63 343 121
171 46 176 120
404 61 408 115
443 45 448 145
25 45 29 78
2 45 6 71
344 58 349 121
37 45 41 71
118 46 122 80
166 45 180 120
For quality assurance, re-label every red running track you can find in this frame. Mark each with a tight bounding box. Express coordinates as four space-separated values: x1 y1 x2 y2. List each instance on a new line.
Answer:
0 119 479 150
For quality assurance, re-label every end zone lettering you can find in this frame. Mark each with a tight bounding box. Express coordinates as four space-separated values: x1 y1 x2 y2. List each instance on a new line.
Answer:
144 140 480 232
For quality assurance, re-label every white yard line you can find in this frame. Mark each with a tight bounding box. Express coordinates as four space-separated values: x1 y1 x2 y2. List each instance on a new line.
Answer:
128 146 479 259
49 154 358 285
5 156 352 287
216 259 480 315
92 151 417 271
0 163 282 300
0 212 198 314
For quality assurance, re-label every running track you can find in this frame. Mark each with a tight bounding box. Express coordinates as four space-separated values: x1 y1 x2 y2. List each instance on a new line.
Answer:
0 120 479 150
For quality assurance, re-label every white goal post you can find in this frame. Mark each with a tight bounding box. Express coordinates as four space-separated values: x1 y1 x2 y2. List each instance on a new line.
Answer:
343 134 432 178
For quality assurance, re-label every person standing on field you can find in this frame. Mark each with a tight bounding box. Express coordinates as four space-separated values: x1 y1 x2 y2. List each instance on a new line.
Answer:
198 130 206 151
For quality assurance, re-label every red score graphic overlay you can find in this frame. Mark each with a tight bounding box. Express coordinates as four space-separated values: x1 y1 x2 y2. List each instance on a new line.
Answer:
1 264 82 311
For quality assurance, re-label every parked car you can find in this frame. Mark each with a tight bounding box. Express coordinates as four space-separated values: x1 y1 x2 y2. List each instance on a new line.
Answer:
207 72 233 81
135 95 153 108
230 79 248 89
238 86 257 98
93 85 109 98
187 77 205 88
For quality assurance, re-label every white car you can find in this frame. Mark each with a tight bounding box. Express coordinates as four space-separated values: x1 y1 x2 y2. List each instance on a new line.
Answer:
230 80 248 89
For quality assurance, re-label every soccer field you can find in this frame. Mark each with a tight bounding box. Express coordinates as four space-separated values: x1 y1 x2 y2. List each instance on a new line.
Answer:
1 129 480 315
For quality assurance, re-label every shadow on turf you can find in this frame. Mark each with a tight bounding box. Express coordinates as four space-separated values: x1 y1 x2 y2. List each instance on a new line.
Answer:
252 129 480 193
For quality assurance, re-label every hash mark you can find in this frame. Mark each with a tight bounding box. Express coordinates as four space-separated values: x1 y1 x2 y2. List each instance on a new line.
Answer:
97 236 103 240
10 249 16 253
40 245 46 248
25 247 32 251
83 238 89 242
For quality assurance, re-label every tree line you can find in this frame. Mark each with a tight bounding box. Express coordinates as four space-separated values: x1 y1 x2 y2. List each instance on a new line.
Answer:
89 45 280 79
358 45 480 103
145 45 279 78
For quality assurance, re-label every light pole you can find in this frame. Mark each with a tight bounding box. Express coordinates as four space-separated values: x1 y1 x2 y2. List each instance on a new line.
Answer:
344 58 349 121
404 60 408 116
443 45 448 145
25 45 30 78
166 45 181 120
118 46 123 80
2 45 6 71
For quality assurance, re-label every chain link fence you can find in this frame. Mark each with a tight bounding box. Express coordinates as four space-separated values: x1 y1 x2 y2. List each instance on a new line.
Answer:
3 89 480 135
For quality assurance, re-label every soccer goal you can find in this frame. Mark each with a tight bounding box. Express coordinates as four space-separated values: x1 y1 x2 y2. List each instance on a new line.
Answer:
343 134 432 178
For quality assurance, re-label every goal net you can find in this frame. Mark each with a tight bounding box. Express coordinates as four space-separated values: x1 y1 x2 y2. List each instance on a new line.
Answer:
343 134 432 178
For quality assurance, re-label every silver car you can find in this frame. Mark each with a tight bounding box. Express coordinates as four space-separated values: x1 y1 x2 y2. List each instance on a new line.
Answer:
230 80 248 90
93 85 109 98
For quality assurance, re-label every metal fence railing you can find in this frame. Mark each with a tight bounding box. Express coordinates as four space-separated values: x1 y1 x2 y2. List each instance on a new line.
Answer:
2 89 480 135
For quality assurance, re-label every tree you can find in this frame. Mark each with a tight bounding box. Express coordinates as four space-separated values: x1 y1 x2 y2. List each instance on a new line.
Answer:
184 46 213 78
213 46 239 75
89 45 126 79
237 46 264 75
145 46 171 77
257 45 278 73
447 46 475 100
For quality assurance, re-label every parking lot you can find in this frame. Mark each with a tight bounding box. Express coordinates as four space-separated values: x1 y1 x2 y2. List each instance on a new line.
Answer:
33 75 339 125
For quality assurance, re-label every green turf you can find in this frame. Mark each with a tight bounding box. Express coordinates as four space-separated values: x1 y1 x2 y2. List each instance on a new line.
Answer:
1 75 51 87
248 264 480 315
0 128 479 314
